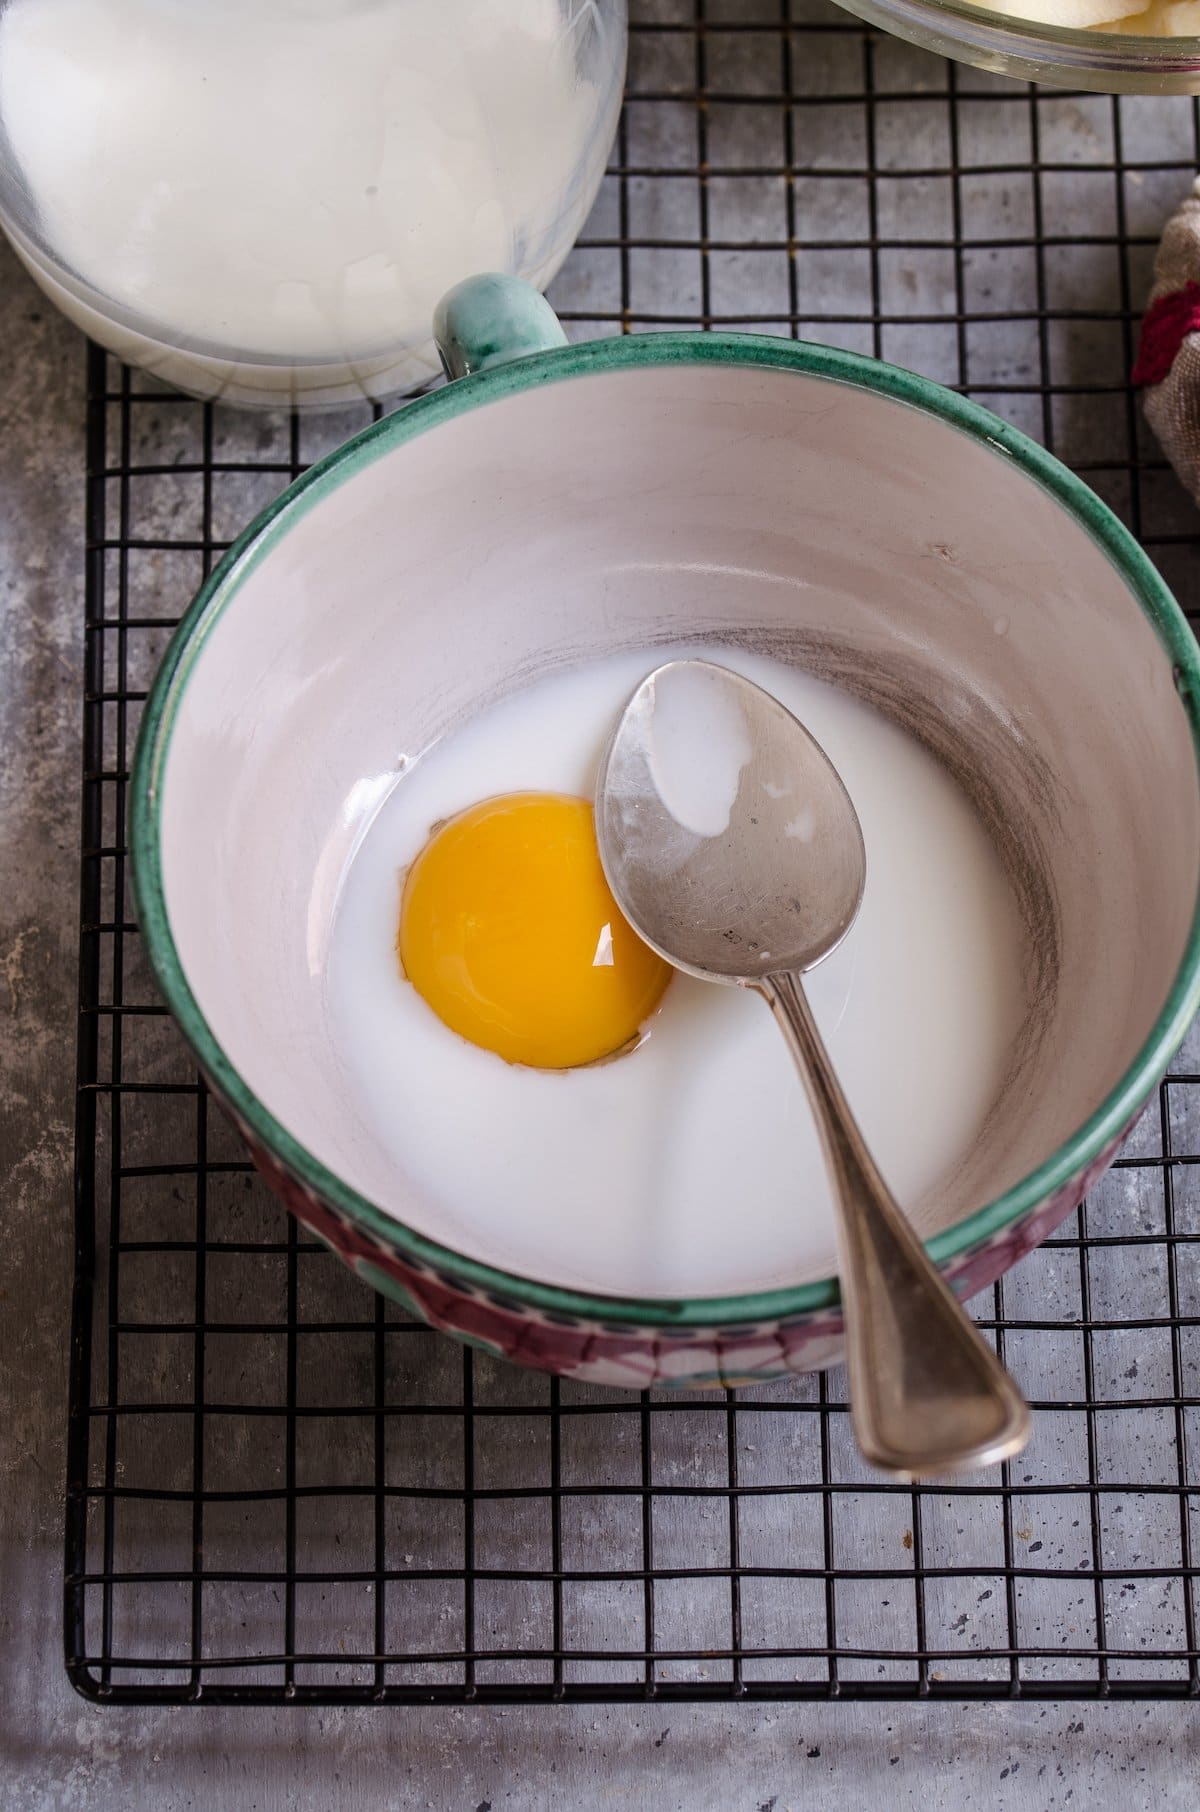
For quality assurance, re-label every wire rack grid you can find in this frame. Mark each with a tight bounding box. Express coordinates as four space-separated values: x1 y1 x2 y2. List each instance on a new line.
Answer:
66 0 1200 1706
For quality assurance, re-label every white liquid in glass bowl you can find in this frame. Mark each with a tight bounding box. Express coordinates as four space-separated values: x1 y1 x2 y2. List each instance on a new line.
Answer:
0 0 626 406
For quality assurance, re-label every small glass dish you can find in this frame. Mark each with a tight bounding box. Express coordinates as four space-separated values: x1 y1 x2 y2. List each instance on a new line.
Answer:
835 0 1200 94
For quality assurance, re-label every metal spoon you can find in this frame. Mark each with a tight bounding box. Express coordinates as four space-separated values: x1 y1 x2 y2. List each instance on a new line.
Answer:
596 658 1030 1478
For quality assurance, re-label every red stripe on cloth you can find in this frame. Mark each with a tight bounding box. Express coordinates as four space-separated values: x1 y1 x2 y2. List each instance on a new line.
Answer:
1133 281 1200 388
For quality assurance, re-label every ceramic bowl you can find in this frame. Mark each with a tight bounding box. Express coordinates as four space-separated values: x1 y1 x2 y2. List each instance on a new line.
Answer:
131 274 1200 1390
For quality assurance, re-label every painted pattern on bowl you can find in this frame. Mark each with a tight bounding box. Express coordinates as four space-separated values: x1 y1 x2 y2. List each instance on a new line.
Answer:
245 1113 1133 1387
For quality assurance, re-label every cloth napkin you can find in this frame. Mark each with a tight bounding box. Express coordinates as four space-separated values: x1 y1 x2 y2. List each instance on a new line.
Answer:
1134 178 1200 501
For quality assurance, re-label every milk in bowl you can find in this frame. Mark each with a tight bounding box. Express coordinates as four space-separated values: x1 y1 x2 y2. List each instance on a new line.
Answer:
327 645 1028 1299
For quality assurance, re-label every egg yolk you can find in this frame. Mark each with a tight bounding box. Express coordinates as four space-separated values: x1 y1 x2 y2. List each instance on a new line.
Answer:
398 792 672 1070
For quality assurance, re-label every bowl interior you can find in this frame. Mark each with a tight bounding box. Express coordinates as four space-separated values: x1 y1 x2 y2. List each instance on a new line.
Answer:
145 350 1200 1305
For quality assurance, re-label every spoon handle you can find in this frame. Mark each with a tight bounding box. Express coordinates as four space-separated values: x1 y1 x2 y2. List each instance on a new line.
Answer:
762 969 1031 1479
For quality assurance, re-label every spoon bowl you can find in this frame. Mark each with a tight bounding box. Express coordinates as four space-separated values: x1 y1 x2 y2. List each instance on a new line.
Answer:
596 659 867 980
597 658 1032 1478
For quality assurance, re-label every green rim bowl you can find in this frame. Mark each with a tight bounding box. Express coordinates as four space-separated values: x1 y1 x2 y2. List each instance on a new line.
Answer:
129 278 1200 1388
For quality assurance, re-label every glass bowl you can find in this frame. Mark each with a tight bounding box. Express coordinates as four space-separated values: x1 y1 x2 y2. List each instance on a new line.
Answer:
835 0 1200 93
0 0 627 407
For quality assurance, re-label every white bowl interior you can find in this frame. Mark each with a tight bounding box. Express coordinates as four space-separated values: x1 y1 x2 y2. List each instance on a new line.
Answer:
156 360 1200 1293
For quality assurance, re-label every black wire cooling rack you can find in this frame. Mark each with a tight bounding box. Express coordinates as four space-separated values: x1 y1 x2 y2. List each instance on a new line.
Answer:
66 0 1200 1705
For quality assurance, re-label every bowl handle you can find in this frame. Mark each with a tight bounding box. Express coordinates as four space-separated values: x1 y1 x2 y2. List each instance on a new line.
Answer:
433 273 568 381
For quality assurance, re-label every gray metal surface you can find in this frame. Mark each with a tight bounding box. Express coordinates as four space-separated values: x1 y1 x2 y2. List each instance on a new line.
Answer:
4 0 1200 1801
